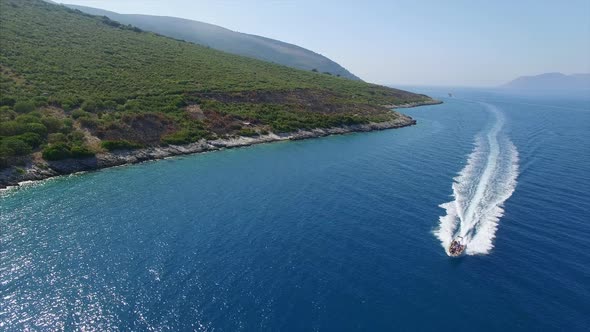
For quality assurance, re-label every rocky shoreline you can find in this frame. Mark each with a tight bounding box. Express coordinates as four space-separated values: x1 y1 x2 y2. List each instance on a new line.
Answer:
0 103 439 190
383 99 443 109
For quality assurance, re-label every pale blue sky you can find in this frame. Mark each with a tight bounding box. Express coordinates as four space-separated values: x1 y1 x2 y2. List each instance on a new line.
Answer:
60 0 590 86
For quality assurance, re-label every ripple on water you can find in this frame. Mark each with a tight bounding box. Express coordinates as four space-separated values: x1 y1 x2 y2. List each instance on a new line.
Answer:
1 91 590 330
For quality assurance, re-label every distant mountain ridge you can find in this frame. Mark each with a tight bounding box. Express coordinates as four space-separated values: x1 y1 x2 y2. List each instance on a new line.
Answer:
61 3 361 80
501 72 590 90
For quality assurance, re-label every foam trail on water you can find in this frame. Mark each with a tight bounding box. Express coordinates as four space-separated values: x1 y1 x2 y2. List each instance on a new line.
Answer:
435 103 519 255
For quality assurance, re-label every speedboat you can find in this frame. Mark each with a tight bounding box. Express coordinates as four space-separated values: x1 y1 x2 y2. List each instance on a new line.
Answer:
448 236 466 257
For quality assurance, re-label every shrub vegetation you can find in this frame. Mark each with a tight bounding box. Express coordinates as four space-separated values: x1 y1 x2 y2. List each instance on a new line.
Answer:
0 0 433 165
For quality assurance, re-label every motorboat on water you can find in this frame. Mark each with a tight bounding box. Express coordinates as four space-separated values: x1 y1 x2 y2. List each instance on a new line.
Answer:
448 236 466 257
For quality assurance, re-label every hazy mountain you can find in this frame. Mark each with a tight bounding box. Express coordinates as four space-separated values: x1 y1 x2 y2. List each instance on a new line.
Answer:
501 73 590 90
62 4 361 80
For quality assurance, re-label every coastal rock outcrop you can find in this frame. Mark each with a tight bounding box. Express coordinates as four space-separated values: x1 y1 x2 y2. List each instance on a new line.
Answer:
0 116 417 189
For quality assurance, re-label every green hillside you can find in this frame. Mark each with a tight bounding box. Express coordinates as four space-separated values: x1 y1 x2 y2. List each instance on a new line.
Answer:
0 0 433 165
65 4 362 80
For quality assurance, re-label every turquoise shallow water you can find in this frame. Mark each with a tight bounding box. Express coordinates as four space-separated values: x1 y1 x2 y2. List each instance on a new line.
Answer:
1 88 589 331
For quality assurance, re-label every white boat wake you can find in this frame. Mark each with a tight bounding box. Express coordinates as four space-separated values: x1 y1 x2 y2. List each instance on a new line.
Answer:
435 103 519 256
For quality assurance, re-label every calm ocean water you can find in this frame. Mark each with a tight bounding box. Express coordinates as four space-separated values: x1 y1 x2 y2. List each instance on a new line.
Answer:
1 88 589 331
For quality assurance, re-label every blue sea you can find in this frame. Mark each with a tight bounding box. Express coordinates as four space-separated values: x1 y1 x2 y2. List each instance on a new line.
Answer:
1 88 589 331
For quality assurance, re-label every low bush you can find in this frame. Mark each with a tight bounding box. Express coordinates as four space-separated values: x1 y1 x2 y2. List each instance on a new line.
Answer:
23 123 48 137
79 117 99 129
100 140 143 151
17 132 42 148
70 144 95 158
42 140 95 161
0 137 33 157
238 128 258 137
0 97 16 107
72 109 92 119
0 107 16 121
42 142 71 160
162 129 210 145
15 114 41 124
81 99 104 113
48 133 68 144
13 101 35 114
41 117 64 133
68 131 86 144
0 121 25 136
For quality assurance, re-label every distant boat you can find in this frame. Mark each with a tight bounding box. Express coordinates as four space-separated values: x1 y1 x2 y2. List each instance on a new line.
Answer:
448 93 453 97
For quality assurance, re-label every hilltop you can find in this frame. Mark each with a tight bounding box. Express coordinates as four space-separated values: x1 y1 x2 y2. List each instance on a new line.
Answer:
63 3 361 80
501 73 590 91
0 0 438 187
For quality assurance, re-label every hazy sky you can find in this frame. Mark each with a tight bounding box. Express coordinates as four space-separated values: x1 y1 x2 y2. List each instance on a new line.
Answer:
60 0 590 86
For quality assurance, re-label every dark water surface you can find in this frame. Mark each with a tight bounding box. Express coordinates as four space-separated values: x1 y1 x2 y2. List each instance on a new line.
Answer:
1 88 589 331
